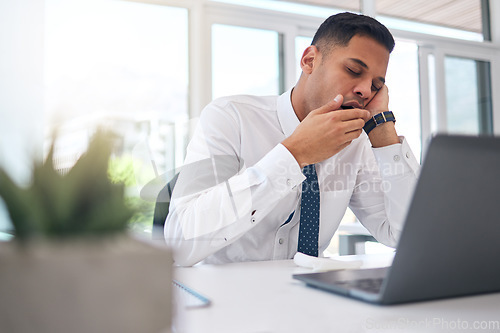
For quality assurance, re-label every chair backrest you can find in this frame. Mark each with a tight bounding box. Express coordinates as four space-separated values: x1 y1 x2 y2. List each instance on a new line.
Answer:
152 173 179 240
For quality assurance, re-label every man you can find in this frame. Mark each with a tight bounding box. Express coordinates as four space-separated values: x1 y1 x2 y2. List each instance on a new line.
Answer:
165 12 419 266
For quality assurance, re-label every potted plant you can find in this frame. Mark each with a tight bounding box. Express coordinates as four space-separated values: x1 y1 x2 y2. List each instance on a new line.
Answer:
0 131 173 333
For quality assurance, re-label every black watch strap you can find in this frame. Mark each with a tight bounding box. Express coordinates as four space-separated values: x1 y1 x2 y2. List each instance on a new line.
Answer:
363 111 395 134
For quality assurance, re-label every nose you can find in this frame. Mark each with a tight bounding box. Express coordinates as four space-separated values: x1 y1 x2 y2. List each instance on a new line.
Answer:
353 78 372 100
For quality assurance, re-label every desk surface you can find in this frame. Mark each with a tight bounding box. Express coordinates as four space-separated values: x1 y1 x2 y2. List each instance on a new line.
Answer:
173 254 500 333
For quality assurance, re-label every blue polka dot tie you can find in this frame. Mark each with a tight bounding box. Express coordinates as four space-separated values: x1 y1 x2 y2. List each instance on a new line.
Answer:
298 164 320 257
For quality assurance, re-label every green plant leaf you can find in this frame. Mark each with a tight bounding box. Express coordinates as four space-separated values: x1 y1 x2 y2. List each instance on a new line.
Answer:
0 130 136 241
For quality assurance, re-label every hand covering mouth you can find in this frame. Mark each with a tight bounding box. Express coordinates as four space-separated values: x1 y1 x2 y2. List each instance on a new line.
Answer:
341 101 363 110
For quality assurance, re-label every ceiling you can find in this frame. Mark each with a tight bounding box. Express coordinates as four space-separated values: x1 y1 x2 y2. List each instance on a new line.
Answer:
280 0 483 33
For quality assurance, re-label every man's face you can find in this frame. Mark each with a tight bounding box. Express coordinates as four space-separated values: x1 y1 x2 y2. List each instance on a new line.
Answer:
301 34 390 114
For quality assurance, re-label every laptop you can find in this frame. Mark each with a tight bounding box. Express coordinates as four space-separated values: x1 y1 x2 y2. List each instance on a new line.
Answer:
293 134 500 305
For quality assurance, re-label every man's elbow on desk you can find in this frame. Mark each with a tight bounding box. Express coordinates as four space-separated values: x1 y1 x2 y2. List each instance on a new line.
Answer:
164 227 207 267
164 214 229 267
172 251 203 267
164 224 203 267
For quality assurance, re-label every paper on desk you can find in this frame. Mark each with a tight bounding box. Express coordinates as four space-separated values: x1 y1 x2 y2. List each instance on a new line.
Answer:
293 252 363 272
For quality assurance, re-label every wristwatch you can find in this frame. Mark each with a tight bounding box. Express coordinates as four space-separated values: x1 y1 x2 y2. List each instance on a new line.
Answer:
363 111 395 134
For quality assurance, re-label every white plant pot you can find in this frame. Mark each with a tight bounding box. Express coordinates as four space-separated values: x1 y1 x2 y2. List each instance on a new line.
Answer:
0 235 173 333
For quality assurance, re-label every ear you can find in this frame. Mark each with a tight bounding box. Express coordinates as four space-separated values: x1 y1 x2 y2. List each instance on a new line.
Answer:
300 45 319 74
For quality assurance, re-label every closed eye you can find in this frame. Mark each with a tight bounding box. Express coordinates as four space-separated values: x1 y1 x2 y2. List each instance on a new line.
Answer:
346 67 361 76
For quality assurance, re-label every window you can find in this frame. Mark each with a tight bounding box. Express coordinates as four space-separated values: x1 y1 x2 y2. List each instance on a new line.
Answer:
44 0 189 233
295 36 312 80
211 0 353 18
385 41 421 159
445 57 493 135
211 24 281 99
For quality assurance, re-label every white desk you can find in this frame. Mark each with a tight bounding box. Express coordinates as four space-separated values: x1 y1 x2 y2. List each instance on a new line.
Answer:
173 254 500 333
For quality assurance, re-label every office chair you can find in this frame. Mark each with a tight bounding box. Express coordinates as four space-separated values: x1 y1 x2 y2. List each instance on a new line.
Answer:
152 173 179 240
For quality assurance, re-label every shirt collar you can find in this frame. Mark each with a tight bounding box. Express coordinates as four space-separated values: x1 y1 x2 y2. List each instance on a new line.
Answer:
277 88 300 138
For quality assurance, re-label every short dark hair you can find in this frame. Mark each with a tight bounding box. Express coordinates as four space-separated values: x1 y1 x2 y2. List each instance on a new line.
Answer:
311 12 395 55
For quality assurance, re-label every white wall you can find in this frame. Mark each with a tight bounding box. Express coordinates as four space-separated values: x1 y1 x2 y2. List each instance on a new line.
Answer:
0 0 45 229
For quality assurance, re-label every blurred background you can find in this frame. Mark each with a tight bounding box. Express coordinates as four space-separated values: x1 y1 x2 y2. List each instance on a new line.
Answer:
1 0 499 252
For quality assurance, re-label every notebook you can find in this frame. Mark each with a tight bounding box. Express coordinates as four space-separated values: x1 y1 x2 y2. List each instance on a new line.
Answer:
293 134 500 305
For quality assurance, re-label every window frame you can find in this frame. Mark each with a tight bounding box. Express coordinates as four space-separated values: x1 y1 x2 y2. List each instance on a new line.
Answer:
410 30 500 155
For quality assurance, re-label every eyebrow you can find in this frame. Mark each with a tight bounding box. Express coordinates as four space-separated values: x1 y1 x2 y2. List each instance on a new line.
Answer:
348 58 386 84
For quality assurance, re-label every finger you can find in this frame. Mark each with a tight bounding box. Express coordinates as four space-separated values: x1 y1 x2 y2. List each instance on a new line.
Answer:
336 109 371 122
311 94 344 115
344 128 364 141
342 118 366 133
335 130 364 151
336 141 353 152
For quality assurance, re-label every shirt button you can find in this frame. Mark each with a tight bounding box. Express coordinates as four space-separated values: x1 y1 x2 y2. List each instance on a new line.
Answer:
405 152 410 159
278 238 284 245
286 179 293 187
393 155 401 162
251 217 256 223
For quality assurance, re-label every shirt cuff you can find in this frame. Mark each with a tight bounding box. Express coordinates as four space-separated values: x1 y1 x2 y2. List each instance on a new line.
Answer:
371 136 420 177
253 143 305 192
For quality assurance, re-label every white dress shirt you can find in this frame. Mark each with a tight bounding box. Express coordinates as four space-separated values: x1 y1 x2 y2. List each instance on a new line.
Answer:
165 90 419 266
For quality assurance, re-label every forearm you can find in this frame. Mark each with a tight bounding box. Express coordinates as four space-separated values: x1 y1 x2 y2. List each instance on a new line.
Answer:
364 85 400 148
366 121 400 148
351 137 420 247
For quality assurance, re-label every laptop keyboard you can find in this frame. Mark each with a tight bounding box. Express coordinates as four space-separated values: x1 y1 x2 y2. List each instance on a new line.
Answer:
336 278 384 294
